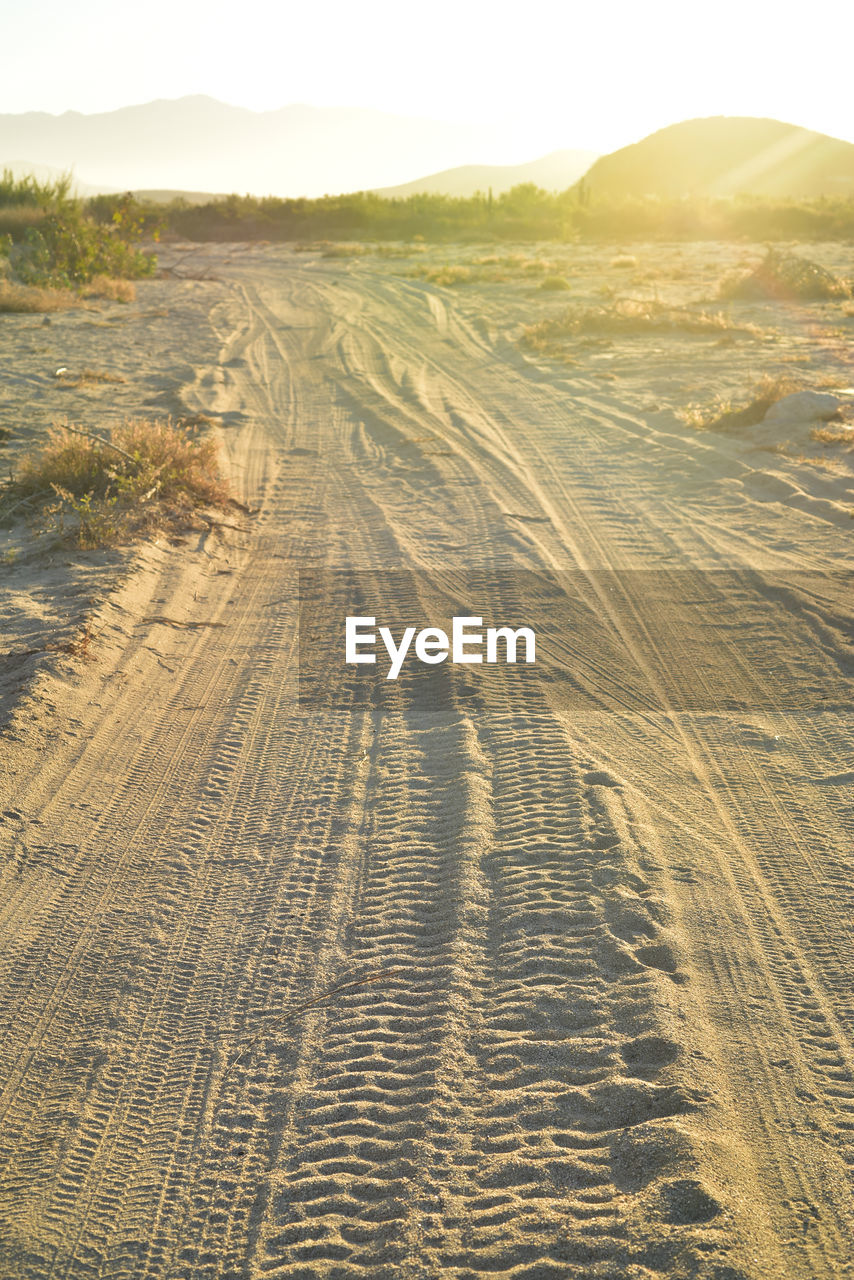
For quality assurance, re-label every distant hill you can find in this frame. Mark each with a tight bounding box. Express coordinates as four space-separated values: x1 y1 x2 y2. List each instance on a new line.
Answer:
582 117 854 199
373 150 597 198
0 96 566 198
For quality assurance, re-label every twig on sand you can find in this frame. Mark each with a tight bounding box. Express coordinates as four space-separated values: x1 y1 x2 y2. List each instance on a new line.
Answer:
138 615 227 629
60 423 136 463
0 491 50 520
198 515 247 532
228 497 258 515
219 967 402 1087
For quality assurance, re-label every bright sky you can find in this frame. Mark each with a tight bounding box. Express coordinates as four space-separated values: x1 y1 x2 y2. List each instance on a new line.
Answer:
1 0 852 155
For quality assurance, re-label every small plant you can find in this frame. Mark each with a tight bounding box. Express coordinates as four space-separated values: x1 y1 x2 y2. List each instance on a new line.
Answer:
46 485 122 545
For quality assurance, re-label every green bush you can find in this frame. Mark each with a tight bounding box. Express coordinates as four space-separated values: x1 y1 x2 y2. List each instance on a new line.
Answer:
17 208 156 288
0 171 157 287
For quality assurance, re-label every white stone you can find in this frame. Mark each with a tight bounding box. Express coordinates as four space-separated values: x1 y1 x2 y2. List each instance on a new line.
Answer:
763 391 841 425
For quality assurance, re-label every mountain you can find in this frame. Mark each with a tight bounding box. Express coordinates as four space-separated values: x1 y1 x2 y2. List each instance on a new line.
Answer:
0 96 563 198
580 117 854 199
373 150 598 198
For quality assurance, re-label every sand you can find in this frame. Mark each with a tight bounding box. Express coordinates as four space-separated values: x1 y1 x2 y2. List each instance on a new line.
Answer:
0 239 852 1279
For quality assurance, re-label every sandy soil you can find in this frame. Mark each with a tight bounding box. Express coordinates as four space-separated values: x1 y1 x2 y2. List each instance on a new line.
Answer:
0 240 852 1279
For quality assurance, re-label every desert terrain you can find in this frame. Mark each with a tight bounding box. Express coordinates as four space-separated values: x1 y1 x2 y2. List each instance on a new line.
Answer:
0 238 853 1279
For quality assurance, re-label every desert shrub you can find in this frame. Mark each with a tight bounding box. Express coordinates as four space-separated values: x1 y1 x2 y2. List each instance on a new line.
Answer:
538 274 571 291
720 249 850 302
3 418 229 546
16 208 156 288
0 174 157 289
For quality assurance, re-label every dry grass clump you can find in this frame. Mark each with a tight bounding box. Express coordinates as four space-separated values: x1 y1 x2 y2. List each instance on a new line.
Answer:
810 423 854 447
720 249 850 302
683 374 803 431
522 298 755 351
2 418 229 547
81 275 136 302
0 278 73 313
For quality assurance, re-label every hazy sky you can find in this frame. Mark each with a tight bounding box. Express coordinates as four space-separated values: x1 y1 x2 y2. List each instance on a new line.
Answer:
1 0 852 156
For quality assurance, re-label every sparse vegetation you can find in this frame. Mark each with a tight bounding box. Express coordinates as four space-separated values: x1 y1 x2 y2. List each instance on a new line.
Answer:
683 375 803 431
1 418 229 548
522 298 757 352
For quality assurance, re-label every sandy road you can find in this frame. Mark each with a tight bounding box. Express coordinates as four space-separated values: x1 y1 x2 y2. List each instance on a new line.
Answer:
0 247 852 1279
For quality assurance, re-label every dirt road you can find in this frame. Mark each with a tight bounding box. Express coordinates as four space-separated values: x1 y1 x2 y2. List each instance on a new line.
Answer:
1 247 852 1279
